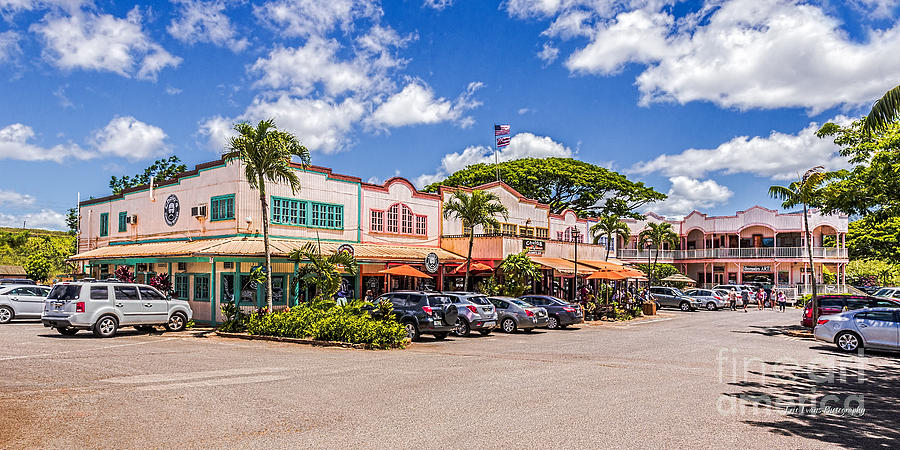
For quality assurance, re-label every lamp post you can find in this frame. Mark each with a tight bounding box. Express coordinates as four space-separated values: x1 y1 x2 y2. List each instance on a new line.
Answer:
572 228 580 302
803 165 824 324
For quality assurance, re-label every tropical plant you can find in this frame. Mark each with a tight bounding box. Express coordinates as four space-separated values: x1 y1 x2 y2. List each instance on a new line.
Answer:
497 250 540 297
149 273 172 295
289 242 358 302
228 119 311 313
114 265 135 283
768 167 831 323
591 215 630 261
862 85 900 134
637 222 678 284
442 190 508 291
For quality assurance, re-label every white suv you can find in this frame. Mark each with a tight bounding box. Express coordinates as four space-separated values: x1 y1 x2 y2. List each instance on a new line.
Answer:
41 282 193 338
0 285 52 323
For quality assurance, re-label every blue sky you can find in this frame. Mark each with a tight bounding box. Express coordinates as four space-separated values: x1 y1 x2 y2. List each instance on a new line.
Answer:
1 0 898 230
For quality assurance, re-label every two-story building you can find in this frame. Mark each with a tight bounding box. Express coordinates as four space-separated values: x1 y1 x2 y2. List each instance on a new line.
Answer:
617 207 849 291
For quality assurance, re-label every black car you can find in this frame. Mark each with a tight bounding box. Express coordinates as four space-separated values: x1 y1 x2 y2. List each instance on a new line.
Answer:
518 295 583 329
0 278 36 285
372 291 458 341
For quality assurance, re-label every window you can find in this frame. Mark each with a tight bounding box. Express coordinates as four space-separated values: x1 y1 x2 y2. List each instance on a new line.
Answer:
401 207 414 234
536 227 549 239
99 213 109 237
118 211 127 232
371 210 384 232
194 275 210 301
211 194 235 221
177 262 187 271
310 202 342 229
483 223 499 234
90 286 108 299
114 286 139 300
48 285 81 300
462 224 472 236
386 205 398 233
174 274 189 300
501 223 517 236
415 216 427 236
856 311 897 322
223 262 234 270
138 287 166 300
271 197 303 226
520 226 534 238
382 204 425 235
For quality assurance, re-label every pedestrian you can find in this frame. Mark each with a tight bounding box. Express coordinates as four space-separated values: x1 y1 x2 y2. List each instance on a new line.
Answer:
741 288 749 312
729 288 737 311
756 288 764 310
777 290 786 312
364 289 375 303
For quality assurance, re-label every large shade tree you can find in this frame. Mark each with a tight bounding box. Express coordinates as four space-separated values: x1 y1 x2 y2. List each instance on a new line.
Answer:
768 167 831 323
442 190 508 291
590 215 630 261
637 222 677 284
228 120 310 313
425 158 665 218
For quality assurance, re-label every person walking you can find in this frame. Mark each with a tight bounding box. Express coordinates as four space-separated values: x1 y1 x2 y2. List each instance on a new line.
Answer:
756 288 764 310
741 288 749 312
777 290 786 312
729 288 737 311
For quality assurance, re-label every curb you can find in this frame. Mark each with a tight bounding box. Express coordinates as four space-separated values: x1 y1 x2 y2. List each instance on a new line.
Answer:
213 331 370 349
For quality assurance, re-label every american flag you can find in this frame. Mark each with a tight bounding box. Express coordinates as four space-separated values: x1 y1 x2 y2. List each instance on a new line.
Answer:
496 136 511 147
494 124 510 136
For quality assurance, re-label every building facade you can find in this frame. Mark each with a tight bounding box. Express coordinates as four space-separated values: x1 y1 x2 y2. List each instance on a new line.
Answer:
616 207 849 290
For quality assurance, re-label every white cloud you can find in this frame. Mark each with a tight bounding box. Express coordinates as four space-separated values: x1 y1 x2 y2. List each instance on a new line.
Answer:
32 7 181 80
167 0 248 52
415 132 574 187
537 42 559 64
630 117 851 180
0 30 19 62
0 190 36 206
249 38 372 96
0 209 66 230
165 86 182 95
646 176 734 218
518 108 532 115
253 0 381 38
92 116 169 161
423 0 453 10
518 0 900 112
853 0 900 18
0 123 93 162
367 80 483 129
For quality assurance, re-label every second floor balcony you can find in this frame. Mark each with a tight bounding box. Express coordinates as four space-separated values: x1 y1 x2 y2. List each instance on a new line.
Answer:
616 246 848 261
440 233 612 262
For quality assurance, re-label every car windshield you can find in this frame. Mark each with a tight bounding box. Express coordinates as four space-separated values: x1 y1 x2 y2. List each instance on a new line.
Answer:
427 295 451 306
509 299 532 307
874 289 891 297
467 296 491 305
47 284 81 300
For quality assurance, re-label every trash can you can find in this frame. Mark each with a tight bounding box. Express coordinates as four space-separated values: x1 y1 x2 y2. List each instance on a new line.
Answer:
642 302 657 316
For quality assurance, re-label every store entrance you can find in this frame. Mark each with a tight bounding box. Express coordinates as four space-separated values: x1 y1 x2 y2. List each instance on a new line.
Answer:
742 273 774 285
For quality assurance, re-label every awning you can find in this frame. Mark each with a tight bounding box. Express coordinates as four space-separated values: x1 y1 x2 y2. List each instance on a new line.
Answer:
570 259 625 271
661 273 697 284
529 256 594 275
379 264 433 278
587 269 629 280
69 236 464 263
451 261 493 274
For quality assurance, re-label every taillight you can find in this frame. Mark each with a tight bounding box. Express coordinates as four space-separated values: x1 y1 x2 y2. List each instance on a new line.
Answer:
714 296 722 300
525 309 534 317
563 307 576 313
76 302 85 313
422 306 433 315
466 305 478 314
804 308 812 318
817 319 829 325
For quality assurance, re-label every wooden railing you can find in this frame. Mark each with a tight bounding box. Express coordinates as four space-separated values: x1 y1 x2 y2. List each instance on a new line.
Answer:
616 247 848 260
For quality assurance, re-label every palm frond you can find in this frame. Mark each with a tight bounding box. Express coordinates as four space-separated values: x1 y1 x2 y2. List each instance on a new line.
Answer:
863 84 900 134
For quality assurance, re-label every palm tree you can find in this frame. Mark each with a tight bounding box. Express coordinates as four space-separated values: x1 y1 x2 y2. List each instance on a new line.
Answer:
289 242 358 302
863 84 900 133
228 120 310 313
769 166 830 323
442 190 508 291
637 222 677 284
590 215 630 261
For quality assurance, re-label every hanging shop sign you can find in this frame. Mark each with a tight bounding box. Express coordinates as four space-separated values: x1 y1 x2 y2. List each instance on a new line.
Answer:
424 252 440 273
163 194 180 226
743 265 771 273
522 239 545 255
337 243 354 257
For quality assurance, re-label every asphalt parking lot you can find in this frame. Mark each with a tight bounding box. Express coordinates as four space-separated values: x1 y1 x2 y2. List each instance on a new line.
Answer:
1 309 898 449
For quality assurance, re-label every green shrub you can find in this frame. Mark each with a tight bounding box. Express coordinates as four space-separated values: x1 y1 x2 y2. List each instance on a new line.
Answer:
243 302 407 349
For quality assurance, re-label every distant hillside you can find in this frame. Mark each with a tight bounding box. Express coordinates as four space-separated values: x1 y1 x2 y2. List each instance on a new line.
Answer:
0 228 76 281
0 227 70 237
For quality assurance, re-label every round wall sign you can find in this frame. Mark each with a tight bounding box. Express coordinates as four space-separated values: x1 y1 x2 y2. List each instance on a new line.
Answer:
424 252 439 273
338 243 354 257
164 194 180 226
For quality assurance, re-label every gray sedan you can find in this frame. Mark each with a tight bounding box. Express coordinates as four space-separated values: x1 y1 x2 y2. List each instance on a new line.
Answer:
684 289 728 311
487 296 548 333
814 308 900 352
0 285 51 323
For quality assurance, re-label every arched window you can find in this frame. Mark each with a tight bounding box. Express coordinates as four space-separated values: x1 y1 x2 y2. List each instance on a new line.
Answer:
376 203 427 236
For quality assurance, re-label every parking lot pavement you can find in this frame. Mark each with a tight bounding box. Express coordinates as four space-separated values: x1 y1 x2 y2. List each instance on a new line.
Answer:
1 310 898 448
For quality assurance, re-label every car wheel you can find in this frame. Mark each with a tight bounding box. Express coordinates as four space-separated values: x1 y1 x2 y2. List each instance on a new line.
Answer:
706 302 717 311
547 315 560 329
0 306 13 324
403 321 419 341
680 301 690 312
453 318 471 337
501 318 517 333
56 326 78 336
433 332 449 340
165 312 187 332
479 329 492 336
92 315 118 338
836 331 862 352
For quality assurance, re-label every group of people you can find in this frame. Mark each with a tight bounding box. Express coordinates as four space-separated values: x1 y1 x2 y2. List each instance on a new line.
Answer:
727 287 786 312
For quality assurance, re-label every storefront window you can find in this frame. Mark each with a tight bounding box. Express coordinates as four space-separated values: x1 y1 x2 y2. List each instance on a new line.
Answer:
194 275 210 301
173 274 189 300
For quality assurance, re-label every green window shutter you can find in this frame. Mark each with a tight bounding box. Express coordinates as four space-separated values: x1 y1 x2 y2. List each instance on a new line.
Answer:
100 213 109 237
211 195 235 221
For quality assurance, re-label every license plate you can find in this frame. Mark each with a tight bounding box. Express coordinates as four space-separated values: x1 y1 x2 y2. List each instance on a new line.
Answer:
54 305 63 310
483 321 495 328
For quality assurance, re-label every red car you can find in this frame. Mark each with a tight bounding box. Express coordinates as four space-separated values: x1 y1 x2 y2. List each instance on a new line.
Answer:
801 295 900 328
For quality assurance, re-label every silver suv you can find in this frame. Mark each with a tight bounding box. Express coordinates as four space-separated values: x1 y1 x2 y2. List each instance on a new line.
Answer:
41 282 193 338
443 292 499 336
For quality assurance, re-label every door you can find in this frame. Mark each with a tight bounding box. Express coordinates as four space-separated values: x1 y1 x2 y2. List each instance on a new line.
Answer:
113 285 143 325
7 287 45 316
138 287 169 323
854 311 900 348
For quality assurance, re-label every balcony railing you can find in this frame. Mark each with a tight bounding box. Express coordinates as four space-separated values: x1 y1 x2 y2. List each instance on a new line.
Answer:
616 247 847 261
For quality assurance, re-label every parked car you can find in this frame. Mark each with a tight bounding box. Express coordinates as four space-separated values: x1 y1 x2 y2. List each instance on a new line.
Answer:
873 287 900 300
801 294 900 328
0 278 36 285
40 282 192 337
814 308 900 352
649 286 703 311
854 285 882 296
0 285 51 323
443 292 499 336
371 291 458 341
487 296 548 333
713 289 743 307
683 288 728 311
518 295 583 329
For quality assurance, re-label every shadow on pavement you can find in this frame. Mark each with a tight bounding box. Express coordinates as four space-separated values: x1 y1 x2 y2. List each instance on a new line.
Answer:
724 350 900 448
733 324 812 338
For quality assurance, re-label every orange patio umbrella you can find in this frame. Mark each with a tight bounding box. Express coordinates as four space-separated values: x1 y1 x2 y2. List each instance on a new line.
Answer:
587 269 629 281
452 261 493 274
379 264 433 278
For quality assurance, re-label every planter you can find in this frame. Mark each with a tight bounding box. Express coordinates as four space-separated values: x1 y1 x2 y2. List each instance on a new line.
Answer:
642 302 657 316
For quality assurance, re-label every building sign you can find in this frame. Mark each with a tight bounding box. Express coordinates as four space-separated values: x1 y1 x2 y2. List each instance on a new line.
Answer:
743 265 771 273
424 252 439 273
523 239 545 255
164 194 180 226
337 244 354 257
